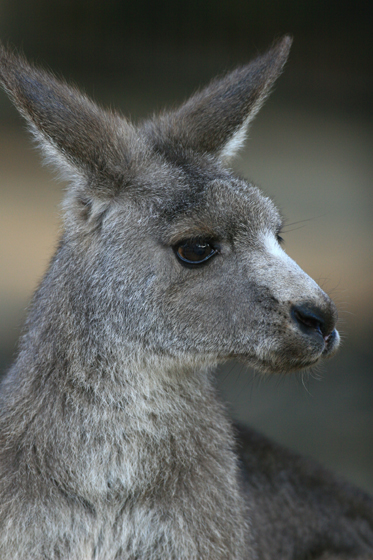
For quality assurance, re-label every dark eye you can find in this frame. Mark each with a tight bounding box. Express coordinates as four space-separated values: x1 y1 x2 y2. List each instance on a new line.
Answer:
174 239 218 265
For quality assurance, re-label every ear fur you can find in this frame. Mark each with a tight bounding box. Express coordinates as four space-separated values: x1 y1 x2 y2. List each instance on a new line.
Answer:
0 38 291 197
0 44 136 197
150 36 292 163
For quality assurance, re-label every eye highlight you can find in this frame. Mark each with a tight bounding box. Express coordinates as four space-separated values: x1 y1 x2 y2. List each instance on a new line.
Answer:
174 239 218 266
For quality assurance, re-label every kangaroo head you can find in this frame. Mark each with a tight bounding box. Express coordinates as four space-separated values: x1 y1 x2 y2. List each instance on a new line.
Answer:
0 37 339 375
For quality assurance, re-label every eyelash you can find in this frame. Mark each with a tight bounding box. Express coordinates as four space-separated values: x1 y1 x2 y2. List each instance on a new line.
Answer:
276 234 284 244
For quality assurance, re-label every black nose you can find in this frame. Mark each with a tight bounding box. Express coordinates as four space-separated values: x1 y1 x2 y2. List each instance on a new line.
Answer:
291 302 336 339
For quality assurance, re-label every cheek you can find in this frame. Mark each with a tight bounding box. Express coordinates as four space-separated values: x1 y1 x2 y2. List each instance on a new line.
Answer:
161 270 266 345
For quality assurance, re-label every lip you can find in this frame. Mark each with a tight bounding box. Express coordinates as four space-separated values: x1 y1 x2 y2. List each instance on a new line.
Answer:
232 326 341 374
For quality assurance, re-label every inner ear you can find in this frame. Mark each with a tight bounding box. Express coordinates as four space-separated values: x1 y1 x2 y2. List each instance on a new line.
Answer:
218 115 252 163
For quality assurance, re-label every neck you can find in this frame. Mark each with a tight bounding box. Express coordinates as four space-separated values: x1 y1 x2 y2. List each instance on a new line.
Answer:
3 341 235 480
1 316 250 559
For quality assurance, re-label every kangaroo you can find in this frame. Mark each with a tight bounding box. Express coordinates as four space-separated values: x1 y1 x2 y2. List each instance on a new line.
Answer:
0 36 372 560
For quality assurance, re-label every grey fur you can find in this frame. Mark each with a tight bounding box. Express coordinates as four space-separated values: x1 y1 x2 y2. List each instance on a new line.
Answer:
0 36 372 559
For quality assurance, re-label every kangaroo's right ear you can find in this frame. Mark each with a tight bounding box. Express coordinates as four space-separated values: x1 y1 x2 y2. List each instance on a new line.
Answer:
0 44 135 197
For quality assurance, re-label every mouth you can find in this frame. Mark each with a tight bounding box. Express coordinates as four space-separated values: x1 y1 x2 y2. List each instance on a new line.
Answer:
321 328 340 358
287 327 341 370
236 327 340 374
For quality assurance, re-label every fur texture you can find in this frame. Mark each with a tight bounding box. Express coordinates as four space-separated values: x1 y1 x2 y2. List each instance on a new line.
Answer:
0 36 372 559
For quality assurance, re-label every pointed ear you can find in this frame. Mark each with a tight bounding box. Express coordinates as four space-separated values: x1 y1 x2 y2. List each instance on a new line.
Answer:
153 36 292 163
0 44 135 196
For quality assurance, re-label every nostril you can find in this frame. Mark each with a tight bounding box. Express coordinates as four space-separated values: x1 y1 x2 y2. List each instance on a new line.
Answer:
291 303 333 338
292 307 324 336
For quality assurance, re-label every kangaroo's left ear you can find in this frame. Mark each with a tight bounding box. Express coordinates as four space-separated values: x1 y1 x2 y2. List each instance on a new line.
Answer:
150 36 292 164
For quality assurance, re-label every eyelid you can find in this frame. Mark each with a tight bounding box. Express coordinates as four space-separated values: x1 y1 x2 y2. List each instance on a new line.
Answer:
168 229 217 247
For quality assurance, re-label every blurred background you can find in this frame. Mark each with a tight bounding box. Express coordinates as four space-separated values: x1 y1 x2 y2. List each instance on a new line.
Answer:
0 1 372 491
